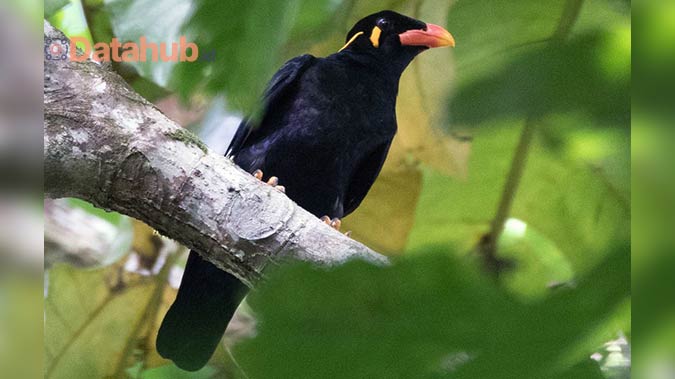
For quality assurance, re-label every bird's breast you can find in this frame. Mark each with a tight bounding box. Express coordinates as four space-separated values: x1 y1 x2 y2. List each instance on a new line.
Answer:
286 67 398 143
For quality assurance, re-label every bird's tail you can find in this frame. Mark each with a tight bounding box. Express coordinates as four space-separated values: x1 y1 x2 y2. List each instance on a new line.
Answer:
157 251 248 371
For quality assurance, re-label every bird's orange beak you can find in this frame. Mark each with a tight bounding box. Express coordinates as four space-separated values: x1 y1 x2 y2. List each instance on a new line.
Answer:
399 23 455 48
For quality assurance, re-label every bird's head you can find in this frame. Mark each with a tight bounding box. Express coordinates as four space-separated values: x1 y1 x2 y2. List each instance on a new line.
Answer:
339 10 454 70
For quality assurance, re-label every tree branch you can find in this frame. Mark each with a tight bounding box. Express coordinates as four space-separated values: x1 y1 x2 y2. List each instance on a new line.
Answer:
44 198 124 268
43 21 387 287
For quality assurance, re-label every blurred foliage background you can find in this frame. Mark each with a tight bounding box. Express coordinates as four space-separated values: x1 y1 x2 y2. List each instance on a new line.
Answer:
33 0 640 377
632 1 675 379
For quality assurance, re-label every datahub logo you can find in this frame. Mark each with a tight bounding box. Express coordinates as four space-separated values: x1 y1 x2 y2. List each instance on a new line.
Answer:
45 36 202 62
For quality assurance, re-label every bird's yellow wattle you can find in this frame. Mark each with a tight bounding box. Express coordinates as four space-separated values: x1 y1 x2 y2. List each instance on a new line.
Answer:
370 26 382 48
338 31 364 52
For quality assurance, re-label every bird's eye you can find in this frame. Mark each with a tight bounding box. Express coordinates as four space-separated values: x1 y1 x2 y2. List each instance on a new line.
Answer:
376 19 389 29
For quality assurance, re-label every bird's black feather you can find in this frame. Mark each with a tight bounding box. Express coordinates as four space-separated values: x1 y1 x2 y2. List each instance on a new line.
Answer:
226 54 316 158
343 140 392 215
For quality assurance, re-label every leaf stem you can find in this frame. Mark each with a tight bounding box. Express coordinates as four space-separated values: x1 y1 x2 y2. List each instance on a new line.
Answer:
111 246 183 378
478 117 536 275
552 0 585 41
224 345 251 379
477 0 585 276
490 117 536 237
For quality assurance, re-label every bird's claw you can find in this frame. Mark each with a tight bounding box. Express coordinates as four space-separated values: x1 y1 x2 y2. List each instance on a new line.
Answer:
252 169 285 192
330 218 341 230
320 216 342 231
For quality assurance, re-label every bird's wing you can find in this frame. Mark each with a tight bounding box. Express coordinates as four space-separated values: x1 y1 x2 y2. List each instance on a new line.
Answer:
225 54 316 156
343 140 393 216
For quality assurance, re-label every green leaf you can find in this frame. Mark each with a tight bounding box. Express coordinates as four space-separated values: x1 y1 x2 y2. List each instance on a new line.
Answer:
104 0 354 111
406 123 629 278
448 0 566 84
82 0 113 43
0 277 43 379
449 30 630 127
447 0 628 86
46 265 153 378
47 0 94 44
554 359 605 379
45 261 175 378
631 2 675 370
446 0 630 127
105 0 192 87
45 0 70 18
287 0 347 44
235 243 628 378
138 363 217 379
172 0 301 113
343 164 423 255
633 0 675 118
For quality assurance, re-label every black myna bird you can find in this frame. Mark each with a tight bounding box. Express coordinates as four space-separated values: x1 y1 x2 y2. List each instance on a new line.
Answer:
157 10 454 371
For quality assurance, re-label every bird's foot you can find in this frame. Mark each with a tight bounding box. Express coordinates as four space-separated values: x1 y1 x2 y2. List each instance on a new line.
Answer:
252 169 285 193
320 216 341 230
320 216 351 236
